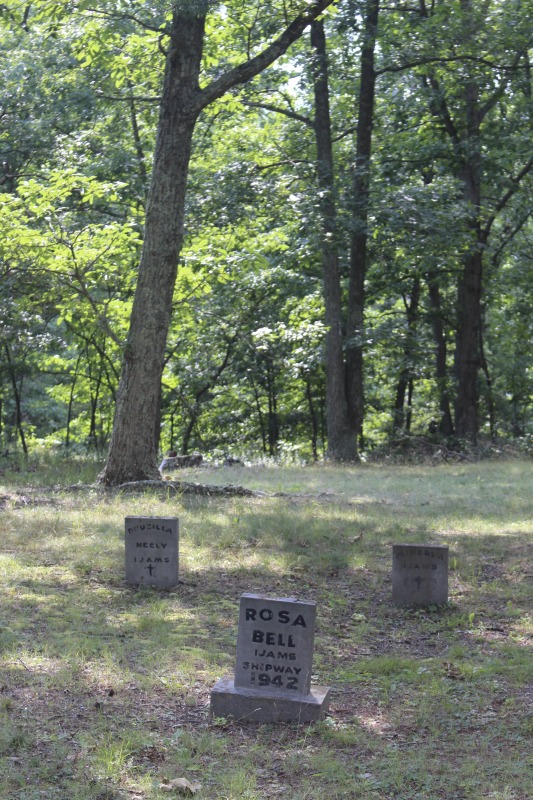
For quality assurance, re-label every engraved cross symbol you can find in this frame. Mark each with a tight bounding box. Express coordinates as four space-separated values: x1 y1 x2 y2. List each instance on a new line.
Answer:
414 576 423 590
147 564 155 576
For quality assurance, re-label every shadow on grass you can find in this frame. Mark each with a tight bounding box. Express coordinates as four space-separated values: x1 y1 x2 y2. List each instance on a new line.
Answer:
1 516 530 678
1 581 531 797
1 463 532 799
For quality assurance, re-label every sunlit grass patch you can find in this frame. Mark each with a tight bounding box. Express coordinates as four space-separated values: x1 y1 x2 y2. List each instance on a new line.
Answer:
0 460 531 799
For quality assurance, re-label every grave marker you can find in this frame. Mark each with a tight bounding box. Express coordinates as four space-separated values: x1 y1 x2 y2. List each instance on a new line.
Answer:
392 544 449 606
125 516 179 588
210 593 331 723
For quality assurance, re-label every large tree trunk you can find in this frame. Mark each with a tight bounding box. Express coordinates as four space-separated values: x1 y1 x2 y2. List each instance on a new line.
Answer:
99 14 205 485
345 0 379 446
310 19 357 461
98 1 337 484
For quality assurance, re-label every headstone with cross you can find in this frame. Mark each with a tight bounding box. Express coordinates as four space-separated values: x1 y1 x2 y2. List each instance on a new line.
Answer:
392 544 449 606
125 517 179 588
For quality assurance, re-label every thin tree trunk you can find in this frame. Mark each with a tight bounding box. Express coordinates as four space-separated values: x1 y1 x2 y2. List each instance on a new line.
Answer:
4 344 28 458
89 373 102 450
169 411 175 453
393 375 408 434
406 378 414 433
266 359 279 457
65 354 82 450
392 277 420 434
479 315 497 440
252 382 267 455
426 271 454 436
310 18 357 461
304 375 319 461
345 0 380 443
128 81 148 190
178 332 237 454
455 154 483 441
319 392 327 457
416 0 483 443
181 414 196 455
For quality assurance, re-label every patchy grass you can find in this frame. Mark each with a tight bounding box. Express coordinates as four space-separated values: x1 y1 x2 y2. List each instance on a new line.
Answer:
0 459 531 799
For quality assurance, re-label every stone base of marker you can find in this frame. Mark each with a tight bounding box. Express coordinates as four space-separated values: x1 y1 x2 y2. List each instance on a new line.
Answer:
210 677 331 723
211 593 331 723
392 544 448 606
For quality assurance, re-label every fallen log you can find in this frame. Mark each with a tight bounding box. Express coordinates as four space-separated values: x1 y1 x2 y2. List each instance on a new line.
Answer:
100 479 260 497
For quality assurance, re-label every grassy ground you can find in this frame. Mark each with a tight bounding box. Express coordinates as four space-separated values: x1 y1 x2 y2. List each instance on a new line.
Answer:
0 458 531 799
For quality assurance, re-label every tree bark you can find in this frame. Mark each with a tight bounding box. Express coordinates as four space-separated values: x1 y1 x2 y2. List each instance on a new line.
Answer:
454 69 483 441
266 357 279 457
426 271 454 436
4 344 28 458
99 1 337 485
304 375 319 461
392 277 421 434
345 0 379 445
454 248 483 440
310 19 357 461
65 354 81 451
99 14 205 484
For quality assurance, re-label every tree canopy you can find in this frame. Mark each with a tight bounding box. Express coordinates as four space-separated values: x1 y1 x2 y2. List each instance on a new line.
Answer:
0 0 531 470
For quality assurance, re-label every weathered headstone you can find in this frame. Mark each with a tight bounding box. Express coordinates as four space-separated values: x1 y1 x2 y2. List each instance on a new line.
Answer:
210 593 331 723
125 516 179 588
392 544 449 606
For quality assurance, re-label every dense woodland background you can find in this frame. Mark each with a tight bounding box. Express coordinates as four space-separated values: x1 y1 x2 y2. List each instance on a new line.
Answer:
0 0 531 466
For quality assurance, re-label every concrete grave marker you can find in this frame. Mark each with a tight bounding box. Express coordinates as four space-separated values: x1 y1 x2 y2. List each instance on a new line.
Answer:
210 593 331 723
125 516 179 588
392 544 449 606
